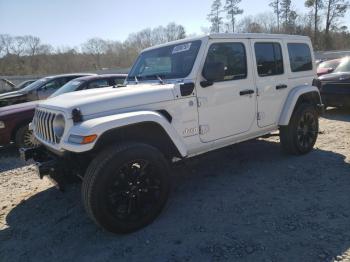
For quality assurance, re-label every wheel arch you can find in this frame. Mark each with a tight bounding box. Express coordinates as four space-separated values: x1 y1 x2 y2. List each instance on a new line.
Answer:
278 85 323 126
93 121 183 159
66 111 188 158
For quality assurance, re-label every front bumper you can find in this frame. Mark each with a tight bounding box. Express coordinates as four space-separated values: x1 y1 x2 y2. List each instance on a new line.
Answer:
321 93 350 107
20 146 81 190
0 128 12 146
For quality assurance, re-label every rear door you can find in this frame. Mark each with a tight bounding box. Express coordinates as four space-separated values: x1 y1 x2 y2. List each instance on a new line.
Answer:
251 40 290 127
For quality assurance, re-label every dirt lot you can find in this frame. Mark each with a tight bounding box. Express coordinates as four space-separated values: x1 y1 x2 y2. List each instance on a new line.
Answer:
0 108 349 262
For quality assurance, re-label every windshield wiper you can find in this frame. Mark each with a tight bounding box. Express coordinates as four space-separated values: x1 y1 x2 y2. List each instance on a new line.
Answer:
156 75 164 85
141 74 165 84
134 76 139 84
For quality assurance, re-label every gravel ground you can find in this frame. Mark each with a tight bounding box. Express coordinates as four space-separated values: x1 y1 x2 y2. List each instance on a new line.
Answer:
0 108 349 262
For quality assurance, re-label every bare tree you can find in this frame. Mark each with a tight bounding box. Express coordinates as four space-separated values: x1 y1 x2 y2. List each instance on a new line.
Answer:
305 0 323 45
269 0 281 31
10 36 26 56
0 34 14 55
280 0 298 33
324 0 349 34
207 0 224 33
165 23 186 41
224 0 244 33
23 35 41 56
81 38 107 69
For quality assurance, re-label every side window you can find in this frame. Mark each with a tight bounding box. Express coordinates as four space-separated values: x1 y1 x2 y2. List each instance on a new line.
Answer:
254 43 284 77
41 79 62 90
113 77 125 85
86 79 109 89
287 43 313 72
203 42 247 82
65 76 78 83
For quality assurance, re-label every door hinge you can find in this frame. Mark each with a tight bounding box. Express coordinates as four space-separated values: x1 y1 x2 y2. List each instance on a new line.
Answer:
199 125 209 135
196 97 207 107
257 112 265 121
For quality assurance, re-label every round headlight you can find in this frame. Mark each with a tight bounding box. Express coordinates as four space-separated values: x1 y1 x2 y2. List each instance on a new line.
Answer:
53 114 65 139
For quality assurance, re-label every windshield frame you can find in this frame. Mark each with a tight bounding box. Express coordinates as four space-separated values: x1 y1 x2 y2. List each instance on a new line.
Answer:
127 40 202 83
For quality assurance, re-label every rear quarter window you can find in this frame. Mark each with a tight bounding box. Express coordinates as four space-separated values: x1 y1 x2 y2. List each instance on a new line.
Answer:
287 43 313 72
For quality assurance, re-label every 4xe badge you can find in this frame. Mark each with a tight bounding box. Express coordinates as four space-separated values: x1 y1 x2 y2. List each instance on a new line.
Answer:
182 127 199 137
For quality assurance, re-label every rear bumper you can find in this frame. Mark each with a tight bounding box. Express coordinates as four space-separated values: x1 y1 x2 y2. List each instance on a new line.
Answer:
20 146 81 190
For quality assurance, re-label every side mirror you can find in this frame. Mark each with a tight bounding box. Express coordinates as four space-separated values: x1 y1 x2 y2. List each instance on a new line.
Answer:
202 62 225 87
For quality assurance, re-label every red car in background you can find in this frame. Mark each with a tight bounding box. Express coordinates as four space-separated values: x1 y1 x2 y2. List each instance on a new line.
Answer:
0 74 127 148
317 58 341 76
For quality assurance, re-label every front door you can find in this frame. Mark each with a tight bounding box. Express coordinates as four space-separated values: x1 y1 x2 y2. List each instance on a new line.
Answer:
250 40 289 127
197 39 256 143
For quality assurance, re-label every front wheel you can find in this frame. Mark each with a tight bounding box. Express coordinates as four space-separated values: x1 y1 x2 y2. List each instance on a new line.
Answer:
82 143 170 234
280 103 319 155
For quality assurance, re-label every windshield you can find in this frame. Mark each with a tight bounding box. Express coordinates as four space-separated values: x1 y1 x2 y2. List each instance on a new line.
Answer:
128 40 201 81
21 78 50 92
318 59 340 69
334 58 350 73
16 80 35 90
50 80 83 98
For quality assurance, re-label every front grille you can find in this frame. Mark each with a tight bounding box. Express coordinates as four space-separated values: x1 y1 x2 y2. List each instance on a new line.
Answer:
33 109 58 144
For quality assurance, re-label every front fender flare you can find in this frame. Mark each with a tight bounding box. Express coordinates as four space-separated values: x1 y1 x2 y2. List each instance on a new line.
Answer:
64 111 188 157
278 85 322 126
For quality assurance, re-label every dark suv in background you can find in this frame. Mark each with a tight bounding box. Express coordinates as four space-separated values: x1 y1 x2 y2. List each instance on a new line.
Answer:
0 73 95 107
0 74 127 148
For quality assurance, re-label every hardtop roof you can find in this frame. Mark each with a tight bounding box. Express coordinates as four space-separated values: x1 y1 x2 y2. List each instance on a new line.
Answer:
142 33 311 52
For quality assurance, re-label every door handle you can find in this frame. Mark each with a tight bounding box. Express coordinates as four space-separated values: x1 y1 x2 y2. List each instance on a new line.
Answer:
276 84 288 90
240 89 255 96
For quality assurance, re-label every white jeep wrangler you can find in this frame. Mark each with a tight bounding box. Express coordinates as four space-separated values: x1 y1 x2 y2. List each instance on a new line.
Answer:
23 34 324 234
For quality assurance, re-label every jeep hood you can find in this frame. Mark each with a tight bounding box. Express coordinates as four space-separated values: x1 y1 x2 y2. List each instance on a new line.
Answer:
38 84 176 117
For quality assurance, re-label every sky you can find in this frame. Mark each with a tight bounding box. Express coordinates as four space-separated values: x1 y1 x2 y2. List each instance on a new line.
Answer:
1 0 350 48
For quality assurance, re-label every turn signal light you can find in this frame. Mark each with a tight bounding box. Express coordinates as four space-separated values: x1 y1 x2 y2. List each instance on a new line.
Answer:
68 134 97 144
81 135 97 144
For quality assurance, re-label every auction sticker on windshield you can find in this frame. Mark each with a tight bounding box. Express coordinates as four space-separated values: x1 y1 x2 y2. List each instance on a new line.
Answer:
172 43 192 54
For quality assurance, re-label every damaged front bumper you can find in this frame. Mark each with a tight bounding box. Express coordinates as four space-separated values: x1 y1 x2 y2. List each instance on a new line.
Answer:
20 146 81 190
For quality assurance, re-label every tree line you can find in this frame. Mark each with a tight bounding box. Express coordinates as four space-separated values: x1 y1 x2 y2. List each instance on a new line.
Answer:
0 23 186 76
1 1 350 76
207 0 350 50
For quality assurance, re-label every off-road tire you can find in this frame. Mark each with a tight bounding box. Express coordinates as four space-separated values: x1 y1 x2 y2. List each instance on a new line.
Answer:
82 142 170 234
280 103 319 155
15 125 40 148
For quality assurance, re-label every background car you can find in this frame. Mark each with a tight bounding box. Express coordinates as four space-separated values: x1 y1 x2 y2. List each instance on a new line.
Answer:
0 74 127 148
314 57 350 108
0 73 95 107
316 58 341 77
14 79 37 90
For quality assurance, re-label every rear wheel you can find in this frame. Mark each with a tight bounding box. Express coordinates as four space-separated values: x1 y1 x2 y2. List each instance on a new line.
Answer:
82 142 170 234
15 125 40 148
280 103 319 155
